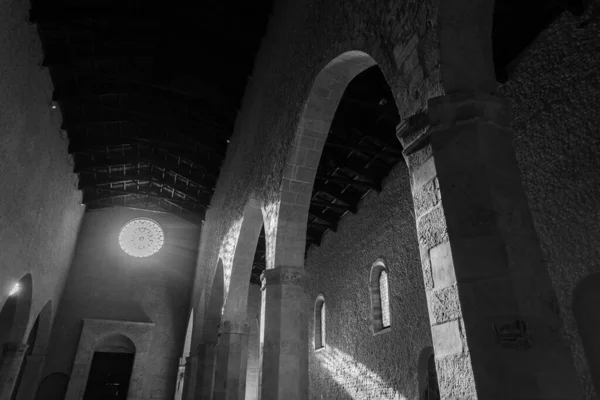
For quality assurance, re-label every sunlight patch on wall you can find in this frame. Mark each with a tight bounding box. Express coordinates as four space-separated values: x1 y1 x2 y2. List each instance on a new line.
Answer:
318 347 407 400
220 216 243 296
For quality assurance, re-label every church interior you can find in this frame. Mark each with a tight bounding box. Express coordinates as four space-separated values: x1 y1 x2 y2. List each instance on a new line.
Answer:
0 0 599 399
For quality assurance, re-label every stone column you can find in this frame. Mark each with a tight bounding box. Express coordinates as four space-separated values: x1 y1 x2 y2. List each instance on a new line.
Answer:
397 92 581 399
213 321 250 400
195 339 219 400
259 267 308 400
182 355 197 400
15 355 45 400
0 343 28 400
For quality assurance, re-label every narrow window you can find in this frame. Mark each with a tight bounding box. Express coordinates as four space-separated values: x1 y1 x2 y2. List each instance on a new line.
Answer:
314 296 326 350
369 260 391 334
379 270 390 328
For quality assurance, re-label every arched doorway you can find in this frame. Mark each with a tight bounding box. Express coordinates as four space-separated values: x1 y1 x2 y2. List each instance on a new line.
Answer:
34 373 70 400
417 347 440 400
82 334 136 400
574 273 600 394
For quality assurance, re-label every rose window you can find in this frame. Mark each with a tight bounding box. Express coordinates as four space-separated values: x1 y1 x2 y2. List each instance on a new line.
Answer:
118 218 164 257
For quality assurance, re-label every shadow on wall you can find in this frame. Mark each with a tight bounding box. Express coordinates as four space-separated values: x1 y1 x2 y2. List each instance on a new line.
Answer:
318 346 407 400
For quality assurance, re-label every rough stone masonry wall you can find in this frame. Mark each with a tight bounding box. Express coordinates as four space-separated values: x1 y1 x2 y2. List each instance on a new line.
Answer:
500 8 600 398
42 208 200 400
0 0 84 336
305 162 431 400
191 0 440 347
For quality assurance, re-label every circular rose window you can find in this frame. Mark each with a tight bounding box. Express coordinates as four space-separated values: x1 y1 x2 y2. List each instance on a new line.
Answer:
118 218 164 258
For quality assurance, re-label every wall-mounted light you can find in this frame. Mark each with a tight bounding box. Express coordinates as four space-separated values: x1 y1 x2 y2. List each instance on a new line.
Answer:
9 283 21 296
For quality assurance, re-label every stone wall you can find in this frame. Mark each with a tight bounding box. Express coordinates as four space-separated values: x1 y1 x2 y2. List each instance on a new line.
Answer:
500 8 600 398
304 162 430 399
0 0 84 340
42 207 200 400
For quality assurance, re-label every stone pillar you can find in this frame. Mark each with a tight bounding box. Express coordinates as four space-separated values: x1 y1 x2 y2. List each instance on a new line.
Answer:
259 267 308 400
182 355 197 400
397 92 581 399
213 321 250 400
0 343 28 400
195 339 219 400
15 355 45 400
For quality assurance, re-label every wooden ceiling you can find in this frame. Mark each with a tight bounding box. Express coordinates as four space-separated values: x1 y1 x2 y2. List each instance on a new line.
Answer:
31 0 274 225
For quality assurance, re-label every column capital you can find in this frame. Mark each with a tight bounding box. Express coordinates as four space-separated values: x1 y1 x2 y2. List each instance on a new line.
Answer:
397 92 512 156
261 266 305 290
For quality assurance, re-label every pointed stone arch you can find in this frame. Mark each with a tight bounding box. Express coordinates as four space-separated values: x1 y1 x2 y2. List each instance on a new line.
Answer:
272 51 382 269
195 259 225 400
214 198 264 400
223 197 264 324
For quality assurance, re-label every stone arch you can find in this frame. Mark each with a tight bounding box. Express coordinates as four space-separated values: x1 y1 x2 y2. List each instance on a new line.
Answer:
417 346 440 400
223 197 264 324
194 259 225 400
183 309 194 359
34 372 70 400
31 300 52 356
95 333 136 353
573 273 600 394
438 0 496 93
369 260 391 334
11 300 53 400
273 51 382 269
0 273 33 346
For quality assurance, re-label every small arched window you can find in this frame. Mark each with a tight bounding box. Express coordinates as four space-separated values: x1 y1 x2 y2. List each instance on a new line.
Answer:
379 270 390 328
369 260 391 334
314 295 326 350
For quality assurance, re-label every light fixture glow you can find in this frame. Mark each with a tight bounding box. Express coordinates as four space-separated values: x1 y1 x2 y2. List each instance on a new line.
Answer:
118 218 164 258
9 283 20 296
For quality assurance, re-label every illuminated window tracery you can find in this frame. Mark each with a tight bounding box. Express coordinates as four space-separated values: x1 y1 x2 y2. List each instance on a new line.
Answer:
315 296 326 350
370 260 391 333
379 270 390 328
118 218 164 258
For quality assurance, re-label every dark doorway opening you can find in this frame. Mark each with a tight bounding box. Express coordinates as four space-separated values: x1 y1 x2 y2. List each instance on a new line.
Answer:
422 354 440 400
83 352 134 400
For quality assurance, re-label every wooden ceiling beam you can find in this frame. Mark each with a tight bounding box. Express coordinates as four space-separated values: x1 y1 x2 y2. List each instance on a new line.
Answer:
308 211 339 229
322 151 384 187
308 221 336 233
73 154 218 182
78 171 213 200
310 200 352 214
84 187 206 211
315 175 377 193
